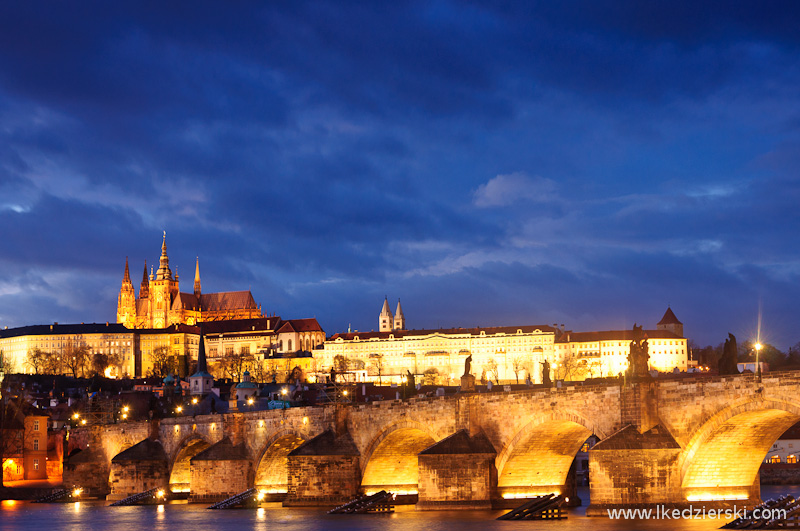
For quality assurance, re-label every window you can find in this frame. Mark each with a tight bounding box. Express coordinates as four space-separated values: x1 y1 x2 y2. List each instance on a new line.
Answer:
33 420 40 431
288 340 293 351
33 438 39 450
580 442 590 452
33 459 39 470
788 455 798 464
770 455 781 463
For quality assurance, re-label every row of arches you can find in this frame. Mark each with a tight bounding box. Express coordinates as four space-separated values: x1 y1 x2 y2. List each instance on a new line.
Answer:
139 398 800 504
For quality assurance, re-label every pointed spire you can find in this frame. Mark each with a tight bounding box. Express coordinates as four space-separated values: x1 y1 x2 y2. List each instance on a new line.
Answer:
395 298 404 318
139 260 150 299
194 257 201 297
156 231 172 280
122 257 132 285
196 325 208 374
379 296 393 332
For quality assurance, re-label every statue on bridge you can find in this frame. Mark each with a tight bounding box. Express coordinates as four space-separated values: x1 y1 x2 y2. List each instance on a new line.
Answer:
718 333 739 375
460 354 476 392
626 324 651 380
463 354 472 377
542 359 552 387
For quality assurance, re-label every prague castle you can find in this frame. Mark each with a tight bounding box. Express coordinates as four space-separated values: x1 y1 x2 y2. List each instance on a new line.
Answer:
117 233 262 328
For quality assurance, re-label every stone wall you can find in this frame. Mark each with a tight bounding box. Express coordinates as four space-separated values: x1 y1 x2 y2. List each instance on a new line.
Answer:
189 459 252 503
285 455 361 506
417 453 495 509
108 460 169 500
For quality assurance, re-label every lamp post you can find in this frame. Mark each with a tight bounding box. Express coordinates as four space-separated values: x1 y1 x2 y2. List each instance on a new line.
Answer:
755 342 763 381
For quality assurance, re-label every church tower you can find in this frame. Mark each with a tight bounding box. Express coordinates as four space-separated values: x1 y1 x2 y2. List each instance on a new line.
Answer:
194 257 202 297
393 299 405 331
117 257 136 328
657 307 684 337
189 327 214 395
379 297 393 332
149 232 180 328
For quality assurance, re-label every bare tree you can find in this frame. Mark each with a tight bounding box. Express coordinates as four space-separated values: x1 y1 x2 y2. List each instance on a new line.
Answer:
150 346 174 378
25 349 47 374
333 354 348 373
0 381 24 487
369 354 385 385
423 367 440 386
511 356 525 384
64 343 91 379
486 358 500 384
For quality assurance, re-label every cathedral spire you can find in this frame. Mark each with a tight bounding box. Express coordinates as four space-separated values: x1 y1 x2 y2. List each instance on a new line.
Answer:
139 260 149 299
122 257 132 285
156 231 172 280
196 325 208 374
194 257 201 297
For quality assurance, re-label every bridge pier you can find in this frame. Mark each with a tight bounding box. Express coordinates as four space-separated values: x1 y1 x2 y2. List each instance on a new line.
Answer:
284 430 362 506
108 439 169 501
188 437 253 503
416 430 497 510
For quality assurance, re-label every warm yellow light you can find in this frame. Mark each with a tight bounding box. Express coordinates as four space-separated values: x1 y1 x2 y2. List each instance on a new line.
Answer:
257 490 266 501
342 390 348 396
123 406 129 413
73 413 80 420
156 490 165 499
755 342 763 351
302 416 308 425
247 397 254 405
192 398 198 404
686 493 748 502
122 414 127 420
176 406 183 413
72 488 82 497
281 388 288 395
80 419 86 425
501 490 560 500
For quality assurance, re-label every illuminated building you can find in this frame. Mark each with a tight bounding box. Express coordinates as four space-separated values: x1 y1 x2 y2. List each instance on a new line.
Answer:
117 233 262 328
322 304 688 383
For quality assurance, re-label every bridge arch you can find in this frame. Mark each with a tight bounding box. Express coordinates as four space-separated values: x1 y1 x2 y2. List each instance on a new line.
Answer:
680 397 800 502
168 433 213 494
360 419 441 495
253 429 308 493
495 410 597 499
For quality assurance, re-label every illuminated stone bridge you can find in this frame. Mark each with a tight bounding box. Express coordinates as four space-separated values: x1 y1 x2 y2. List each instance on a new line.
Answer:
64 372 800 511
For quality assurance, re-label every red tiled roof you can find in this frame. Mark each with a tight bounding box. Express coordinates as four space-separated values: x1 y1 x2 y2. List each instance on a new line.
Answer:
278 318 324 333
199 291 258 311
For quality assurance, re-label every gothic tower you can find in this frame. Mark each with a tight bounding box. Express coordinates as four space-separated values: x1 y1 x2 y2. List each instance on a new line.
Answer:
117 257 136 328
393 299 405 331
149 232 180 328
379 297 393 332
194 257 201 297
139 260 149 300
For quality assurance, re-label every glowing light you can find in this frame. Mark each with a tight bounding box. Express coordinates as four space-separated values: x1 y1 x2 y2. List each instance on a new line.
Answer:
176 406 183 414
104 367 114 378
502 491 560 499
122 414 128 420
686 494 749 502
281 388 288 396
74 502 81 512
257 490 266 501
156 490 166 499
80 419 86 425
342 390 348 396
123 406 129 413
73 413 80 420
157 504 165 513
247 397 254 405
755 343 763 351
258 420 264 427
257 507 265 519
192 398 198 404
302 416 308 425
72 488 82 497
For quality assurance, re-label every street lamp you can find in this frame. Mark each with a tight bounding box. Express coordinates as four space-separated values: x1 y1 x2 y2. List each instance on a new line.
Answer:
755 342 763 380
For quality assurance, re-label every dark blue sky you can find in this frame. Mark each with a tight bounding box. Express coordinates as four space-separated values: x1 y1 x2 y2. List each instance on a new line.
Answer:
1 1 799 349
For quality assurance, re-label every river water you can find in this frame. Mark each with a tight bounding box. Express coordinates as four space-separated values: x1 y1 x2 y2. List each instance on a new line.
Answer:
3 486 799 531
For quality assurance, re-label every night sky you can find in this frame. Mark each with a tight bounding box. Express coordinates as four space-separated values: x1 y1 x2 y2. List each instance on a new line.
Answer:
1 2 799 350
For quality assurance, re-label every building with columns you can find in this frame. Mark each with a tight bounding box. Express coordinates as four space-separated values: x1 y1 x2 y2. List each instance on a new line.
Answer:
117 233 263 329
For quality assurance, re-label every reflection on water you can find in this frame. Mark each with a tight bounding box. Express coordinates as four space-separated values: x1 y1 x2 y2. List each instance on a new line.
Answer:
2 487 799 531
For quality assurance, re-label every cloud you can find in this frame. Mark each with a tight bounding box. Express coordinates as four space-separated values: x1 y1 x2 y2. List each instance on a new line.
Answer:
473 172 558 208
